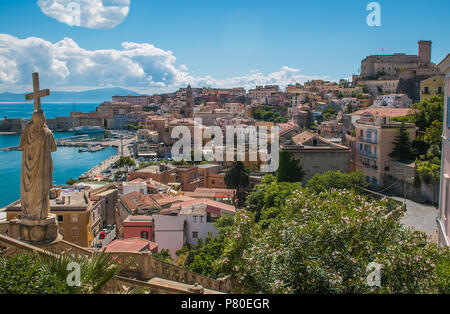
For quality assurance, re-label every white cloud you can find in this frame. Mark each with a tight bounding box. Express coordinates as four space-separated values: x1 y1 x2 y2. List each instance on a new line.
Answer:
37 0 130 29
0 34 325 93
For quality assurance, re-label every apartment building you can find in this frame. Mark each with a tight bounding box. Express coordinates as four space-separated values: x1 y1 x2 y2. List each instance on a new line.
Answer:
353 112 416 187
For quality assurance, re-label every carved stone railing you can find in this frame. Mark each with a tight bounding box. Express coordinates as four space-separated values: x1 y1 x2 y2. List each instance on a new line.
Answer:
0 234 50 258
108 251 232 292
0 222 9 236
45 240 94 258
0 234 230 293
47 240 232 293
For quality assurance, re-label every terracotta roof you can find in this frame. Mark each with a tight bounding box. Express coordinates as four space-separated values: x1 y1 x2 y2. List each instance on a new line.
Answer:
120 191 159 211
186 188 236 200
156 195 195 206
103 238 158 253
292 130 317 145
352 107 416 117
291 130 349 150
168 198 236 214
195 188 236 193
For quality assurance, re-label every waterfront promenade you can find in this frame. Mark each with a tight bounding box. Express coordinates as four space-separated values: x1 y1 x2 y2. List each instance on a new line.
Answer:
78 136 135 180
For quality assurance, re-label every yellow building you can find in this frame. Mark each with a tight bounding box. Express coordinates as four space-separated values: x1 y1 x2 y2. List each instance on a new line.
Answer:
420 75 444 101
5 187 94 247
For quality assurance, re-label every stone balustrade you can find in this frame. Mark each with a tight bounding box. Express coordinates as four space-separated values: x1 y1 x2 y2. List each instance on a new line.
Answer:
47 240 232 293
0 222 9 236
18 240 231 293
0 233 50 258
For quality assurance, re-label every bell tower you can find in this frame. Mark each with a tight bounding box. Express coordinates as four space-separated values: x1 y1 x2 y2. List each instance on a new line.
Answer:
185 85 193 118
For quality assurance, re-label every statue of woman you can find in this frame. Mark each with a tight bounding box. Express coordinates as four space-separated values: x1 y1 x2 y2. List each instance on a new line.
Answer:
19 110 57 221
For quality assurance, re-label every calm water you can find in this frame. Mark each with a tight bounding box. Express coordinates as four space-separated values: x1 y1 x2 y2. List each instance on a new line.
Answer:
0 103 116 208
0 102 100 120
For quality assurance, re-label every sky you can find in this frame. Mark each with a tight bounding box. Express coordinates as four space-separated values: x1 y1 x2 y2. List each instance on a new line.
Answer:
0 0 449 94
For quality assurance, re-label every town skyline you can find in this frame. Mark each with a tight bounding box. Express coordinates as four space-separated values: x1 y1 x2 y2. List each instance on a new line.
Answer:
1 0 450 94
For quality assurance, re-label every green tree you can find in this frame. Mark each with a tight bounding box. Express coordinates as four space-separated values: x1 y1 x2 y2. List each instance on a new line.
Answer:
415 156 441 185
225 162 250 205
0 251 125 294
277 151 305 183
0 254 69 294
184 236 225 278
180 216 235 278
424 121 443 157
411 95 444 131
115 156 135 168
246 175 302 226
152 249 174 264
389 121 413 162
219 189 450 294
306 170 368 193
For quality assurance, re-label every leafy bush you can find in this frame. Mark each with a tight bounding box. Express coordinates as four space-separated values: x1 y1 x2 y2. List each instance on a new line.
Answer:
0 254 69 294
306 170 368 193
219 189 449 294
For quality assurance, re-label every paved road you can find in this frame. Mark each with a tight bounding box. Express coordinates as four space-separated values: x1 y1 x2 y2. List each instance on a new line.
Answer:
93 226 117 249
388 196 439 242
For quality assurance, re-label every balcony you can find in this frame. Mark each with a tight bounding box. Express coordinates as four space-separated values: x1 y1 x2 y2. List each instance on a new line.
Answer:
360 150 378 159
359 137 378 144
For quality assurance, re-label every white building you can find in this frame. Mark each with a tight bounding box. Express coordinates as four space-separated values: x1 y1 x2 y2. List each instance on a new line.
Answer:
152 198 236 258
373 94 412 108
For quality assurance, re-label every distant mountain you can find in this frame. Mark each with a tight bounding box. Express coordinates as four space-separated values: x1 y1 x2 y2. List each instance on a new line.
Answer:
0 87 141 102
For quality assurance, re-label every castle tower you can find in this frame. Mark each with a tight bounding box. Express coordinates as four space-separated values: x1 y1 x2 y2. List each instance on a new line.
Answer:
185 85 193 118
418 40 432 64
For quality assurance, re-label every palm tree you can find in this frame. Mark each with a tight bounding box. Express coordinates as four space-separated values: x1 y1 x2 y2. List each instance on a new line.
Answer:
37 251 124 294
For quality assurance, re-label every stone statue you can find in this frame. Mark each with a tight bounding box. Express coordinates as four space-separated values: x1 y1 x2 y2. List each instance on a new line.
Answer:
20 110 57 220
18 73 59 243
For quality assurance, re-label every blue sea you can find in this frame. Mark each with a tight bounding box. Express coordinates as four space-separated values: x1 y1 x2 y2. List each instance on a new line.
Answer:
0 103 116 208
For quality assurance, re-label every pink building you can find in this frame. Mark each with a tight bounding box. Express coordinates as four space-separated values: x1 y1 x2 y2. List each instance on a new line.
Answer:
438 54 450 247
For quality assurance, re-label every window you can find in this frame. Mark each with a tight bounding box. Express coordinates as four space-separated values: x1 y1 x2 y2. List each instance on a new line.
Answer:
193 216 197 223
438 87 443 95
141 231 149 239
57 215 64 222
192 232 198 239
199 216 203 223
207 212 219 223
424 86 430 94
72 228 79 237
71 215 78 223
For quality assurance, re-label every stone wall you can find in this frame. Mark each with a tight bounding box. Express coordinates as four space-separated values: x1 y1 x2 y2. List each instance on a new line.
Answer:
290 149 350 183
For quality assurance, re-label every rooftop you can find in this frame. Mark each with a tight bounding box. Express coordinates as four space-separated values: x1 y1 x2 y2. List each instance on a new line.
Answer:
103 238 158 253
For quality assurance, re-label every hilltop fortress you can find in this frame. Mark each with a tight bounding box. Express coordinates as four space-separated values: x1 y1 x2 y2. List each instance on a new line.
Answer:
353 41 442 101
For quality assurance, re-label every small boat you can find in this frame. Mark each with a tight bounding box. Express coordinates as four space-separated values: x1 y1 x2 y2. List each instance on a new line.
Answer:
74 126 105 135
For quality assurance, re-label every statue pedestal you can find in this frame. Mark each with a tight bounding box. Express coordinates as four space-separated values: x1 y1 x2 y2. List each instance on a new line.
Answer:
19 214 60 245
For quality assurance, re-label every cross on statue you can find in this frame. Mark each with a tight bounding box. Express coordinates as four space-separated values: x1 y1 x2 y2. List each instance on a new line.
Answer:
25 72 50 111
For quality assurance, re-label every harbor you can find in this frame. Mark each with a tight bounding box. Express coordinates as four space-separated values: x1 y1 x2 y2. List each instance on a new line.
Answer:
0 128 136 207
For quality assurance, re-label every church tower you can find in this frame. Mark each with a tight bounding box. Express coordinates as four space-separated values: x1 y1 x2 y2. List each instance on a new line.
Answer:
185 85 194 118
